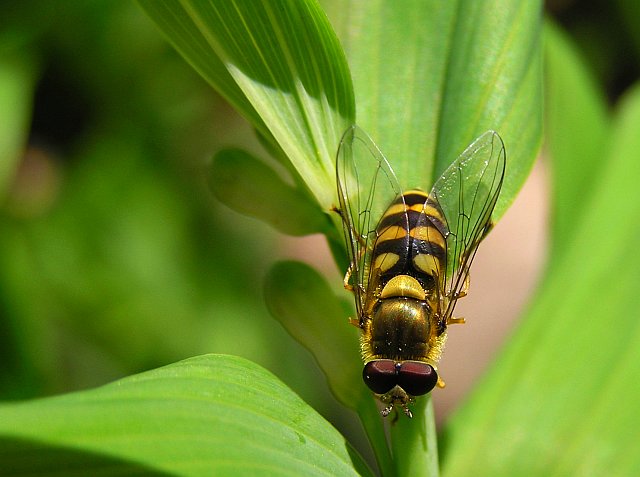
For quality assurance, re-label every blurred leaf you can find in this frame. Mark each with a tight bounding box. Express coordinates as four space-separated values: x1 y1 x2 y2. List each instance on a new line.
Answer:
614 0 640 62
324 0 542 219
210 148 331 236
0 128 287 396
263 260 394 476
264 261 362 409
0 354 373 477
441 64 640 477
544 20 610 258
0 52 37 197
137 0 355 210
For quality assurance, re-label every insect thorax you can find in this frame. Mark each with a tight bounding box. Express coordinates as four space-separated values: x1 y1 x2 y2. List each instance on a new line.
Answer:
369 296 430 360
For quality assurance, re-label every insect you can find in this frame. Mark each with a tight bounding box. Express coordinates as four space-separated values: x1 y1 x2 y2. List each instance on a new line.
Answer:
336 125 505 418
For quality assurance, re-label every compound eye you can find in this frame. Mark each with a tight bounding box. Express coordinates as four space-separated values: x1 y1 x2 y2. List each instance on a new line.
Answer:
397 361 438 396
363 360 397 394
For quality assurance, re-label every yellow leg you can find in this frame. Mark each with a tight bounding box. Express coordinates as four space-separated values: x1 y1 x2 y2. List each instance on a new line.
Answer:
335 205 368 329
343 264 355 292
454 274 470 299
343 234 367 292
436 376 446 388
448 316 466 325
334 204 356 292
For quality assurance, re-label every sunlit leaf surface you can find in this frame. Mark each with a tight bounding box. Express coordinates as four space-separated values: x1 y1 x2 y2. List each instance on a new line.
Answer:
138 0 355 210
0 355 373 476
441 27 640 477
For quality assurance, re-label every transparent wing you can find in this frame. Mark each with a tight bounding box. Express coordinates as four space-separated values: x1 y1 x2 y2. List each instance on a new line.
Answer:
430 131 506 320
336 125 403 321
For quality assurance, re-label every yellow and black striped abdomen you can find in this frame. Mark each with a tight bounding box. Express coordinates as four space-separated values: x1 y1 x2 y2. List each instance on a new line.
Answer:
371 189 448 293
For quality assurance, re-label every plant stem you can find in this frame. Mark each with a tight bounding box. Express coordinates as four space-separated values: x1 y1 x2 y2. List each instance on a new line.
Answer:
358 395 394 477
389 396 439 477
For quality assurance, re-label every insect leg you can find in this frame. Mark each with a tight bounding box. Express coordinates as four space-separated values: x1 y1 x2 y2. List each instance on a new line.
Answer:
445 274 468 325
454 274 470 299
381 405 394 418
343 233 367 292
342 265 363 328
482 220 495 239
343 264 355 292
331 205 343 219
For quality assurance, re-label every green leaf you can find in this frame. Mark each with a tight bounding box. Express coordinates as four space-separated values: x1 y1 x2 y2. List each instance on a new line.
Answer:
210 148 331 236
544 20 609 258
137 0 355 211
263 260 393 476
264 261 362 407
0 354 373 476
324 0 542 219
0 52 37 197
440 54 640 477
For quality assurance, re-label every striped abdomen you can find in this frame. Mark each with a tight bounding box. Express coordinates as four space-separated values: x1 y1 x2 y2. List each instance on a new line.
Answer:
364 189 449 363
371 189 448 295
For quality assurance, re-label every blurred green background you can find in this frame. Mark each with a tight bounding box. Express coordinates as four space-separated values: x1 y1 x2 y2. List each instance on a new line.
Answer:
0 0 637 432
0 1 335 412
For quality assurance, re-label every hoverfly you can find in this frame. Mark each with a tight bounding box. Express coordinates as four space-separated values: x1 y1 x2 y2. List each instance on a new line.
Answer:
336 125 505 418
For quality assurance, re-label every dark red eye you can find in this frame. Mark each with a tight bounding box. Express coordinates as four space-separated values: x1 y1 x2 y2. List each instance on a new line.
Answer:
397 361 438 396
362 360 397 394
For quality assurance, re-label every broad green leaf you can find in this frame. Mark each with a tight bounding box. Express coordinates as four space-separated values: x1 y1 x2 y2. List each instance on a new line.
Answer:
440 72 640 477
544 20 609 258
436 0 542 220
324 0 542 219
0 52 37 197
0 354 373 477
210 148 332 236
137 0 355 211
